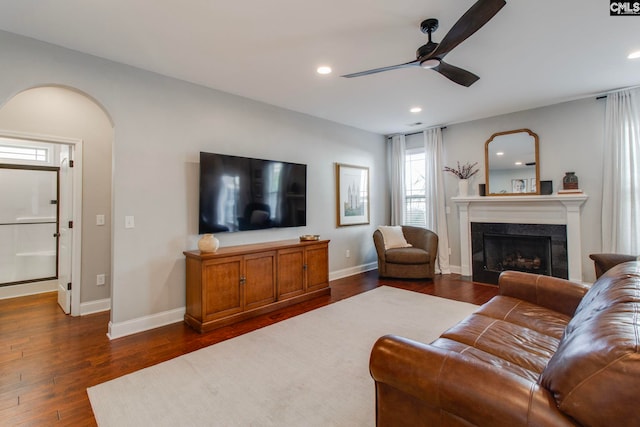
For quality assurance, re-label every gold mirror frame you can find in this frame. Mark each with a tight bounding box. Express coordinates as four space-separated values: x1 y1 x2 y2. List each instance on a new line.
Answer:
484 129 540 196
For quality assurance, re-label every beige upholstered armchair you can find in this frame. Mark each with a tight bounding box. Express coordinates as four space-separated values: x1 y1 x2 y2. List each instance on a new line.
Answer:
373 225 438 279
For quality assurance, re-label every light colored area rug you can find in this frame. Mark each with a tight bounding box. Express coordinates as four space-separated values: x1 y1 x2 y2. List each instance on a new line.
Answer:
88 286 478 426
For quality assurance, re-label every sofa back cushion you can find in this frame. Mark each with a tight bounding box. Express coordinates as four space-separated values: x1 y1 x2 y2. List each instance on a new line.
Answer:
539 261 640 427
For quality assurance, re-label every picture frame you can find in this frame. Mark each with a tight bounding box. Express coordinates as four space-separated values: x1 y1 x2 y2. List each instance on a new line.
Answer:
335 163 369 226
511 178 527 193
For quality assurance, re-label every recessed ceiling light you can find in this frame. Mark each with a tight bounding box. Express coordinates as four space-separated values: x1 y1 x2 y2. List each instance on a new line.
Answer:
515 161 523 166
317 66 332 75
628 50 640 59
410 107 422 113
496 152 504 156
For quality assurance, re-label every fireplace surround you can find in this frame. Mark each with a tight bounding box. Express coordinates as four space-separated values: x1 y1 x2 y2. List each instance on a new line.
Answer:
452 194 588 283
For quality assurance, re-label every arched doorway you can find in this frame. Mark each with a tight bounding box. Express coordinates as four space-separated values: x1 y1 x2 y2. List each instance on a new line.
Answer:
0 86 114 316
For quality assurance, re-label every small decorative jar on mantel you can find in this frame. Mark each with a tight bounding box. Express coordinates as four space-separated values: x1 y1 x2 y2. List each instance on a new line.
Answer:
562 172 579 190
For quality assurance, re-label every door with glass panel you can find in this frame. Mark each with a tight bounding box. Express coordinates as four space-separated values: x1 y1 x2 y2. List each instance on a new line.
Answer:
0 165 59 286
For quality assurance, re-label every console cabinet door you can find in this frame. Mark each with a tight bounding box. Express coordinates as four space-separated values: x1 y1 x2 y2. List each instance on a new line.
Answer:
244 251 276 310
277 247 305 299
203 255 243 321
305 243 329 292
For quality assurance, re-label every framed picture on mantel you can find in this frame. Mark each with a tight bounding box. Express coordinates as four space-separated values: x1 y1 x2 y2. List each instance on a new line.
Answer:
335 163 369 227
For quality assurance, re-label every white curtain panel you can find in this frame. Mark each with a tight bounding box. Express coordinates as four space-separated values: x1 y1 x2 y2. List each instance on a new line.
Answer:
602 88 640 254
389 134 406 226
423 128 451 274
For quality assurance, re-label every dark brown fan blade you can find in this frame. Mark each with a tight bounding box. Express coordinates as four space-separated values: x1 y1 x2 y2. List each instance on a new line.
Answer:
430 0 506 60
433 61 479 87
341 60 420 78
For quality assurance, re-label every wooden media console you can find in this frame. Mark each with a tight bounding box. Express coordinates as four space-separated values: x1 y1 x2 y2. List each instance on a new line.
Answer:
183 239 330 332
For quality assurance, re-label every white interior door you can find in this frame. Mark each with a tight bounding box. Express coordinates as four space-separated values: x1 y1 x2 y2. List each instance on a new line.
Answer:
57 146 72 314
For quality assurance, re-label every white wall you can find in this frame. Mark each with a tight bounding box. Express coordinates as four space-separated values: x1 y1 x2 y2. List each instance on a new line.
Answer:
441 97 605 282
0 30 387 334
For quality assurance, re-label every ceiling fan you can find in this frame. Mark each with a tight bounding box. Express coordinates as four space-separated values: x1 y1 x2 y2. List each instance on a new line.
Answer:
341 0 506 87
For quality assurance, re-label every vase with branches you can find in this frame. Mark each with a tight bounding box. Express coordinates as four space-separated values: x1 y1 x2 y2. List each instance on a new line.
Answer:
443 161 479 179
444 161 479 196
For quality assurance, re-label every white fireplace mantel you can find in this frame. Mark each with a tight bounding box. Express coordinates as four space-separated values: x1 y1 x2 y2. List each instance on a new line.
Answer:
452 194 588 282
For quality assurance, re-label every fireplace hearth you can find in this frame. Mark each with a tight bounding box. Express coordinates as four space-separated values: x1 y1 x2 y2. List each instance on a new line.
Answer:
471 222 567 284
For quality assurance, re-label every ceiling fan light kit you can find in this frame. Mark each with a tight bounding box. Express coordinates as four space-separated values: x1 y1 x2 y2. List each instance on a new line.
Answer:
341 0 506 87
420 59 440 69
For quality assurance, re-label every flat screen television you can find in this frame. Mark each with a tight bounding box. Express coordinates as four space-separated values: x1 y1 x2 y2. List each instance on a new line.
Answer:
199 152 307 233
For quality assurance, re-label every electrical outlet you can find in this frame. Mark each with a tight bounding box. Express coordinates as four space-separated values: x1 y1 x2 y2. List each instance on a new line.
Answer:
96 214 105 226
96 274 105 286
346 249 351 258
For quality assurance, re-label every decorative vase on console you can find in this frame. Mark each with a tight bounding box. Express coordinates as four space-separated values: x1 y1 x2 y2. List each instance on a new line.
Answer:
197 233 219 253
444 161 479 197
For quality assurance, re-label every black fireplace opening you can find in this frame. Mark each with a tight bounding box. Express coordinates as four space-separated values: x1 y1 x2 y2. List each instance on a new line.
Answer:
471 222 568 285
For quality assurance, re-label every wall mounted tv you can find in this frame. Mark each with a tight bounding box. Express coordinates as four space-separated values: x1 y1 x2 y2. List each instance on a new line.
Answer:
199 152 307 233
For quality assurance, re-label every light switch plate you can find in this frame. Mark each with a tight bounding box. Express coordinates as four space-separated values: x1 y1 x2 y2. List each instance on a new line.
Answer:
125 216 135 229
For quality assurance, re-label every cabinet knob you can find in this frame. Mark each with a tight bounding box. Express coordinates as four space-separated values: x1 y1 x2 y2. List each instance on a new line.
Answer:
240 276 246 284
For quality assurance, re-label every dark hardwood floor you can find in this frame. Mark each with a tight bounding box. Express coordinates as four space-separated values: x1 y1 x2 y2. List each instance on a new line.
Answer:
0 271 497 426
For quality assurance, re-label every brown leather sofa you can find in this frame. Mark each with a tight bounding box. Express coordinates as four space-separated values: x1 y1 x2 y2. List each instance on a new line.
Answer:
370 261 640 427
373 226 438 279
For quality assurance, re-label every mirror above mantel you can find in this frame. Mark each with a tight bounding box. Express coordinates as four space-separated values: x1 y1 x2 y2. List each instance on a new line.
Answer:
485 129 540 196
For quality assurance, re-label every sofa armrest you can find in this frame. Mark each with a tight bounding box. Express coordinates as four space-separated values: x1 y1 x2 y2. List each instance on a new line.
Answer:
589 253 639 278
370 335 576 427
498 271 589 317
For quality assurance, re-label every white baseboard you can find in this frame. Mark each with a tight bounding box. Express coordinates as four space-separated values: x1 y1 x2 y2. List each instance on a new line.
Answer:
107 307 185 340
329 262 378 281
80 298 111 315
449 265 462 275
105 262 459 339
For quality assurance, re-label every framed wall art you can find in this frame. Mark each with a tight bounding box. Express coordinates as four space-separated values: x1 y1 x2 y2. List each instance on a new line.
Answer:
335 163 369 226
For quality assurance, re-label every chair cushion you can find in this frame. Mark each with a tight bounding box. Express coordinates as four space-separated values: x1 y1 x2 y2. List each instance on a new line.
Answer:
377 225 412 250
385 247 429 264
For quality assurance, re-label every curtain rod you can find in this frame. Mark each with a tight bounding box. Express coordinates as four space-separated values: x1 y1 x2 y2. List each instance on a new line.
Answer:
387 126 447 139
596 84 640 100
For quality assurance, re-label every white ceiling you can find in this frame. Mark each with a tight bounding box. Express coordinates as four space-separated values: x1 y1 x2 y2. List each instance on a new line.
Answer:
0 0 638 135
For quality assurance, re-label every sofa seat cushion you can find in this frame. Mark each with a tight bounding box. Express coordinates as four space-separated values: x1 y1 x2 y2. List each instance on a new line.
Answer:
431 337 542 382
385 247 430 264
475 295 571 340
428 295 573 384
540 262 640 427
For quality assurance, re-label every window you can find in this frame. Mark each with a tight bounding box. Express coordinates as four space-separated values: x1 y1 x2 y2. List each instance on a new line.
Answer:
0 137 51 165
404 149 426 226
